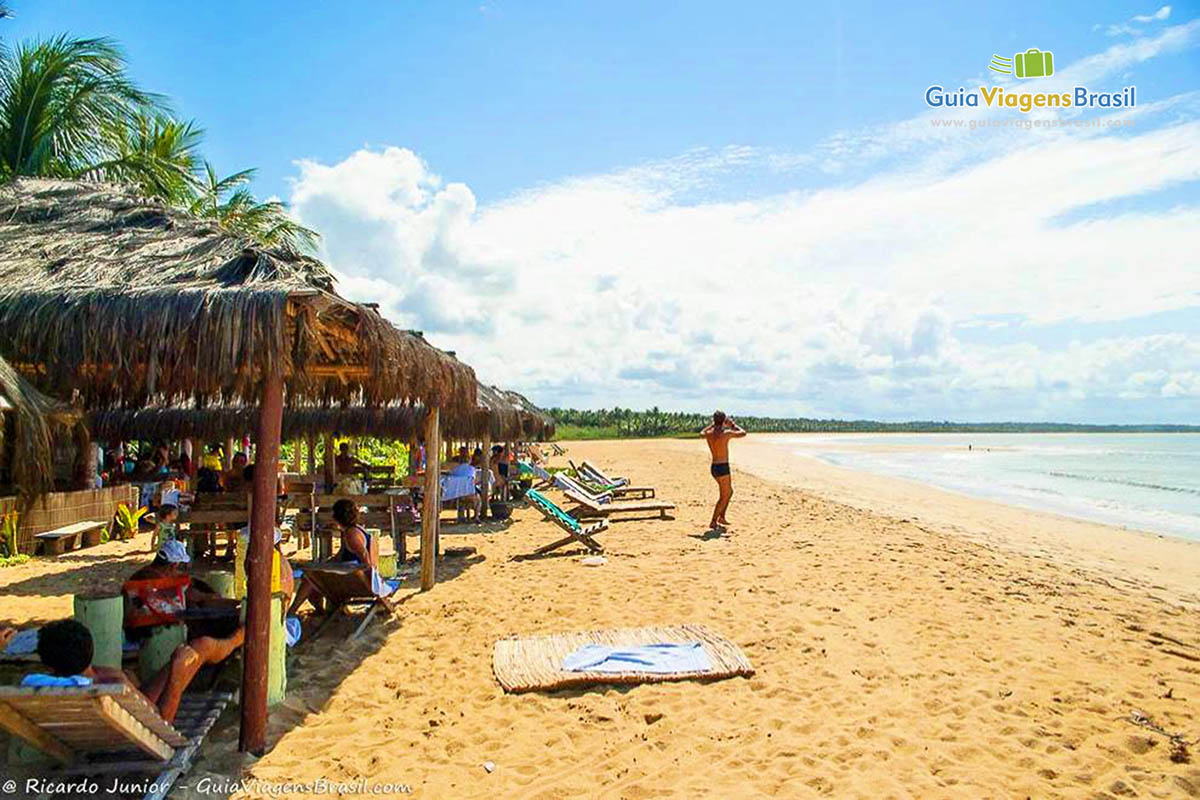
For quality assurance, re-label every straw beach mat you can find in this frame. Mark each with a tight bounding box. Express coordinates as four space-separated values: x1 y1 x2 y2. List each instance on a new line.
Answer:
493 624 754 693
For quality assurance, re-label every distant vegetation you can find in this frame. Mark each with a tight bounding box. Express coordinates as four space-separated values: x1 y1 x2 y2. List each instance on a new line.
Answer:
548 408 1200 440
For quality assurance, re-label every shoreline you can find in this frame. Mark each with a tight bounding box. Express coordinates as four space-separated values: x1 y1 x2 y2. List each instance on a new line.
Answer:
713 434 1200 608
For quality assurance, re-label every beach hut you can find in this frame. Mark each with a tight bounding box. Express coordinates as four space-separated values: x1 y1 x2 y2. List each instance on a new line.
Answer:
0 178 476 753
0 354 86 502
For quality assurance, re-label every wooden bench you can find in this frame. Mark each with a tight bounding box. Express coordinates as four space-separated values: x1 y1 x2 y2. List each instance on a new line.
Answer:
177 498 249 560
34 520 108 555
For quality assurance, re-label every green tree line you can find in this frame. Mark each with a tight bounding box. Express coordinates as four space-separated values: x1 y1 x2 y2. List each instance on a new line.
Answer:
548 407 1200 439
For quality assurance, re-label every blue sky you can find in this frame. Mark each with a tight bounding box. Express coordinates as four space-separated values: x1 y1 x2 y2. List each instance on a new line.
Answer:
6 2 1200 422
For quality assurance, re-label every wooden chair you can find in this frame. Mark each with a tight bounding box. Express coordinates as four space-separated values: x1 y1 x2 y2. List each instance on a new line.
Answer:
554 472 656 500
577 460 629 488
560 488 676 521
525 489 609 555
0 684 232 800
294 564 398 640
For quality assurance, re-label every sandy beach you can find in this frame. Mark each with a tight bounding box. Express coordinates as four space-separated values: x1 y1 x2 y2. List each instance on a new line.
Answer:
3 435 1199 798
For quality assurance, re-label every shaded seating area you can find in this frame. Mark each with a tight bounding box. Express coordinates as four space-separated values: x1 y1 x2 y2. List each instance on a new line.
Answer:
0 178 478 755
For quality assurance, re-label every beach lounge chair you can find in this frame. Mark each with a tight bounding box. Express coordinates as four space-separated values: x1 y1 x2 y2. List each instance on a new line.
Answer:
577 460 629 487
554 472 657 501
0 683 231 799
519 461 556 489
296 563 399 640
525 489 609 554
561 488 676 521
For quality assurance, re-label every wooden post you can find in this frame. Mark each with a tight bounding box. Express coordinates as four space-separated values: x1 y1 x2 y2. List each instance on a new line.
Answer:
480 433 491 520
225 437 235 471
306 435 316 476
420 408 441 591
323 433 336 491
240 369 284 755
291 439 302 473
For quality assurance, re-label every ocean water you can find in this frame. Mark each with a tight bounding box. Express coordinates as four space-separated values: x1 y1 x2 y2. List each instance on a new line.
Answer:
778 433 1200 541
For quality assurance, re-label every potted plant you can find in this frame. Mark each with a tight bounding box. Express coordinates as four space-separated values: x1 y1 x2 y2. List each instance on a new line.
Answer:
113 503 149 542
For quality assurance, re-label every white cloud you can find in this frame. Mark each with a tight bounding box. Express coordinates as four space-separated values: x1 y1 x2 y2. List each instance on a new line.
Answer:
289 29 1200 423
1108 4 1174 35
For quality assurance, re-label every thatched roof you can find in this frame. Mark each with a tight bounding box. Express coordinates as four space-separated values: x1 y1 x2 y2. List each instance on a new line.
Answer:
0 179 476 414
87 383 554 445
0 354 85 499
500 389 556 440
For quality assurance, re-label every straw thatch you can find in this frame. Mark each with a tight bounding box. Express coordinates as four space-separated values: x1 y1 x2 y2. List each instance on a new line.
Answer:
89 403 427 444
0 179 476 414
87 382 553 445
492 624 754 693
500 389 556 440
0 354 85 500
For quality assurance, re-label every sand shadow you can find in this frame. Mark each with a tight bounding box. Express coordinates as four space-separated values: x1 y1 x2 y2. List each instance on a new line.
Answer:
688 527 726 541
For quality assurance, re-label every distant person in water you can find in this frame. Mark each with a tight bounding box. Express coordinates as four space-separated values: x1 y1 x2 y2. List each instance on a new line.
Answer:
702 410 746 530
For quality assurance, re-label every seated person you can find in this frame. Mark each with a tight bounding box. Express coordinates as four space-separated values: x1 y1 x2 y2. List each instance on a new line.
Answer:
335 442 367 477
446 457 482 520
490 445 509 493
288 500 377 616
31 617 241 724
223 452 249 493
238 465 295 610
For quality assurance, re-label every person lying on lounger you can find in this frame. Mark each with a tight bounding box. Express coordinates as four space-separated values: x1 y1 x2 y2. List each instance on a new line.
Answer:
30 617 241 724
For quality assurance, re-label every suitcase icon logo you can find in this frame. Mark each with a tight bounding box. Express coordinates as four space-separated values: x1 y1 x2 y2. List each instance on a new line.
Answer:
989 48 1054 79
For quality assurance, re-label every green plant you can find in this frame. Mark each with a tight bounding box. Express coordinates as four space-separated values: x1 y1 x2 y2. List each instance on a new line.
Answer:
0 509 19 558
113 503 148 540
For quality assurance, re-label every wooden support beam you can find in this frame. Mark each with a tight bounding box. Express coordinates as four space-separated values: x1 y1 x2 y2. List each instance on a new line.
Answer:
239 369 284 756
420 408 441 591
323 433 336 491
306 434 316 476
480 433 491 520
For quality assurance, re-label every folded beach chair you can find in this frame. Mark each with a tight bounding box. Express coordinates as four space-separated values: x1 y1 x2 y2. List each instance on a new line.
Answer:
577 460 629 487
561 488 675 521
554 471 656 501
299 564 399 640
526 489 609 554
0 683 232 799
549 443 566 456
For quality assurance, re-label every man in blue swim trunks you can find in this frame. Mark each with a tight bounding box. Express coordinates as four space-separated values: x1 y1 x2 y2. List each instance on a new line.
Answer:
702 410 746 531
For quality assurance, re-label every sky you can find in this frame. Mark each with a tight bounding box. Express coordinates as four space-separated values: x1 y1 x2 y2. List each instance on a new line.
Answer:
6 1 1200 422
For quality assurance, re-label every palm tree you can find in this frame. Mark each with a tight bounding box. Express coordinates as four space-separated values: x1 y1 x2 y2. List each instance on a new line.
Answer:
191 163 319 253
0 35 158 181
90 112 204 204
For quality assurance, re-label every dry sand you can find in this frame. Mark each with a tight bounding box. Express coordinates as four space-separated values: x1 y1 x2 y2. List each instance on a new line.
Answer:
2 435 1199 798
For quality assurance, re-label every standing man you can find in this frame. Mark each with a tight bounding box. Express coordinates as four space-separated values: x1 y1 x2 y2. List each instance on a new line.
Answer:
702 410 746 530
